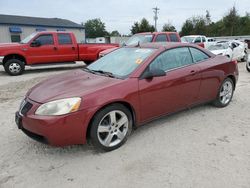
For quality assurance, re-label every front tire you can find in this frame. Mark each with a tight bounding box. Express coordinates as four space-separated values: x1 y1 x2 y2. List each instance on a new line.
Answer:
4 59 25 76
213 78 234 108
246 60 250 72
90 104 133 151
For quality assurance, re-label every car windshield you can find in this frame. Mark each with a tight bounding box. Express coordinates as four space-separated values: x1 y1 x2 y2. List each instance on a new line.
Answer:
126 34 153 46
208 43 229 50
87 47 156 78
20 32 38 44
181 36 195 43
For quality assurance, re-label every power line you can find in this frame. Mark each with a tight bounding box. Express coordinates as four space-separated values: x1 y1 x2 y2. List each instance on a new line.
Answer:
153 7 160 31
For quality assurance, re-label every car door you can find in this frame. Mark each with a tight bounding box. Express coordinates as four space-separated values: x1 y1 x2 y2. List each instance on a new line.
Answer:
138 47 201 122
231 42 241 60
56 33 78 62
189 47 219 102
27 33 59 64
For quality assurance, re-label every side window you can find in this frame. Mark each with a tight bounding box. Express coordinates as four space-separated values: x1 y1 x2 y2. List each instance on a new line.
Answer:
169 34 179 42
57 33 72 44
202 37 206 42
149 47 194 71
194 37 201 43
35 34 54 45
232 42 239 48
190 47 209 63
155 34 168 42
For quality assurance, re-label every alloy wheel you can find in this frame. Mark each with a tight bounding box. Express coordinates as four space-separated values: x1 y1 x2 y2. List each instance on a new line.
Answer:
219 80 233 105
97 110 129 147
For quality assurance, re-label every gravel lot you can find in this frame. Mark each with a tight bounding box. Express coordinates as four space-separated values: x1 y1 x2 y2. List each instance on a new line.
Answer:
0 62 250 188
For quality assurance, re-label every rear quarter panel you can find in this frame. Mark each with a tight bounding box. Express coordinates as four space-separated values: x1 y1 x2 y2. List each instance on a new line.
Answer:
197 55 238 102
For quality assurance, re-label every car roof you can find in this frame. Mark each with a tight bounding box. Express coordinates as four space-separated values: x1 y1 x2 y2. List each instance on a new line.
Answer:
182 35 205 37
128 42 215 57
35 31 73 34
138 42 200 49
136 32 178 35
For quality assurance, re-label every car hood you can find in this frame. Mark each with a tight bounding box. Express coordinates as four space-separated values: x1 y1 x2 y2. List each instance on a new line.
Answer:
0 43 22 48
211 49 229 55
27 69 123 103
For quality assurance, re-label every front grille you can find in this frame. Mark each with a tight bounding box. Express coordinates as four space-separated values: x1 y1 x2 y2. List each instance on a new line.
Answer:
20 101 33 116
21 127 48 144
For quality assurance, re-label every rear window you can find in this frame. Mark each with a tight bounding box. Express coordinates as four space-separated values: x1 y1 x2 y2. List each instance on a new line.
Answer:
57 33 72 44
155 34 168 42
189 47 209 62
169 34 179 42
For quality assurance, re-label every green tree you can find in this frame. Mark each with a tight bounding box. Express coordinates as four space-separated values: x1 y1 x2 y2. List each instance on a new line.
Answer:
223 6 240 36
180 16 207 36
238 13 250 35
180 19 194 36
130 18 155 34
131 22 140 34
110 30 121 37
162 23 176 32
180 6 250 37
84 18 107 38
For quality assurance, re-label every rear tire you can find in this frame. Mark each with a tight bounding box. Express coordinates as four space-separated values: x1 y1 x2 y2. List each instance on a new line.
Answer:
90 104 133 151
4 59 25 76
84 61 93 65
246 61 250 72
213 78 234 108
241 51 248 62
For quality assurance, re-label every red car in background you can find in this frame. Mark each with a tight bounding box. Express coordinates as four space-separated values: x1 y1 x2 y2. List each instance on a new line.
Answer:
99 31 181 57
15 42 238 151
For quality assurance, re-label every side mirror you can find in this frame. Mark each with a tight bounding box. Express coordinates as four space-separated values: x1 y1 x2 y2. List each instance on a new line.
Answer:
120 42 126 47
30 40 41 47
142 68 166 79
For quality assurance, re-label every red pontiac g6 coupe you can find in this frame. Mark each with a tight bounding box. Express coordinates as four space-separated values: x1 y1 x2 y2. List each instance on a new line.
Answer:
15 43 239 151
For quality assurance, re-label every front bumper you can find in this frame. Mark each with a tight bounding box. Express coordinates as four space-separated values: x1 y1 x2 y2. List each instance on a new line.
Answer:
0 56 4 64
15 98 96 147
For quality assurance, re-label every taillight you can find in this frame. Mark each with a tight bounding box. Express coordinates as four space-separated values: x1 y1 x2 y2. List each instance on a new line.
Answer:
232 60 238 65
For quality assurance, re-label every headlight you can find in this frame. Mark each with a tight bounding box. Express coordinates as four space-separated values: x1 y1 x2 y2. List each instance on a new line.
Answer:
35 97 81 116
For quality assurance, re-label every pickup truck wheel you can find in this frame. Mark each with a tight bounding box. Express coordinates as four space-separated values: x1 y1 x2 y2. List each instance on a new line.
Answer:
4 59 25 76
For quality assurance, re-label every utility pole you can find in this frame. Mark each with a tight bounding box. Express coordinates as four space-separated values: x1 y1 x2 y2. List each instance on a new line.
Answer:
153 7 160 31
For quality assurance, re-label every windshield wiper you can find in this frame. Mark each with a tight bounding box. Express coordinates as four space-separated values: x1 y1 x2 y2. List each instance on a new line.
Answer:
83 68 117 78
91 70 116 78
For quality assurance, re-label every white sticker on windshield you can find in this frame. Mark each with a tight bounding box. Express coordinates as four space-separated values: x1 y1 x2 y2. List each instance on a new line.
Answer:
135 49 152 53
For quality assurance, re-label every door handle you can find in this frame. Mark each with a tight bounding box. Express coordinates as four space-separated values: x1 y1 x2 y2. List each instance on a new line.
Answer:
72 47 76 50
190 70 197 75
53 47 58 50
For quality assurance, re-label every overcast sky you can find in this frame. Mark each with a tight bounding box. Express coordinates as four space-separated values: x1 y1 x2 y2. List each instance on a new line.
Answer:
0 0 249 34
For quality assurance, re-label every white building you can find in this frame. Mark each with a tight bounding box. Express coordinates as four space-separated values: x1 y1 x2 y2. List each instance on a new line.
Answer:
0 14 85 43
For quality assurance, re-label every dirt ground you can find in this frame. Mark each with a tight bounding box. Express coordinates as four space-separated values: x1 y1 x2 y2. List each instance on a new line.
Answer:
0 62 250 188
